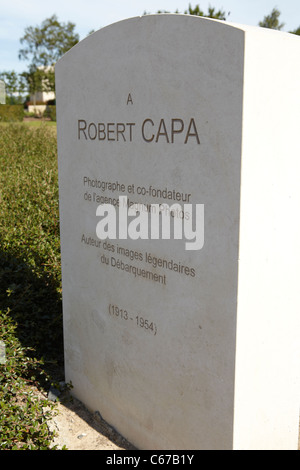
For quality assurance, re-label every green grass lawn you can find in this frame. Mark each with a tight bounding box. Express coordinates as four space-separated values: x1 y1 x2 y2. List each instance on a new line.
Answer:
0 123 63 449
0 120 57 131
24 120 57 129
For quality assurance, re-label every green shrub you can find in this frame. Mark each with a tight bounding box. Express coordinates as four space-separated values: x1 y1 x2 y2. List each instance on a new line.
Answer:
0 309 56 450
44 105 56 121
0 105 24 122
0 124 62 356
0 124 63 449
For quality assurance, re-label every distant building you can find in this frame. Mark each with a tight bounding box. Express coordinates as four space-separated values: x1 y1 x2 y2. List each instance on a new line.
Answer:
29 89 55 103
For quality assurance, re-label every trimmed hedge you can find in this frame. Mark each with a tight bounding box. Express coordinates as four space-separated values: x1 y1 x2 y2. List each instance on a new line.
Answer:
0 105 24 122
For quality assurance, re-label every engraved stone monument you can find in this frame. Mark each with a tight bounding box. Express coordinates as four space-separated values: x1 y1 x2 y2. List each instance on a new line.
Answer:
0 80 5 104
56 15 300 449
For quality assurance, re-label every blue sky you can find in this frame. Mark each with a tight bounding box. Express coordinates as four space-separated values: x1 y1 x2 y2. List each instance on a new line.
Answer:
1 0 300 74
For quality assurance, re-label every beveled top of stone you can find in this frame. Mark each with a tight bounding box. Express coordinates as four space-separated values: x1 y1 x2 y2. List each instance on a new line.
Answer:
56 13 299 68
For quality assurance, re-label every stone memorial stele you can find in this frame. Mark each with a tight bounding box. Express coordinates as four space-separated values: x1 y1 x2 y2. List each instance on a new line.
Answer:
56 15 300 450
0 80 5 104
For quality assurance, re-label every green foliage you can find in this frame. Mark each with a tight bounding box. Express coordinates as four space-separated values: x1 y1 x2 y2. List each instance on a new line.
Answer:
0 124 63 449
144 3 228 20
0 124 62 355
23 65 55 98
0 310 57 450
259 8 285 30
258 7 300 35
19 15 79 94
290 26 300 35
0 105 24 122
184 3 227 19
44 105 56 122
19 14 79 67
0 71 27 102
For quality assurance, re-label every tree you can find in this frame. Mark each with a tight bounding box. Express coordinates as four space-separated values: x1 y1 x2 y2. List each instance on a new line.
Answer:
144 4 229 20
19 15 79 94
258 8 300 36
290 26 300 35
258 8 285 30
21 67 49 104
184 4 228 20
19 14 79 66
0 70 27 104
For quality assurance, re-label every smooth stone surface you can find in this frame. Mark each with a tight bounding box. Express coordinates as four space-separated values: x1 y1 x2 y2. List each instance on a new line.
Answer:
56 15 300 449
